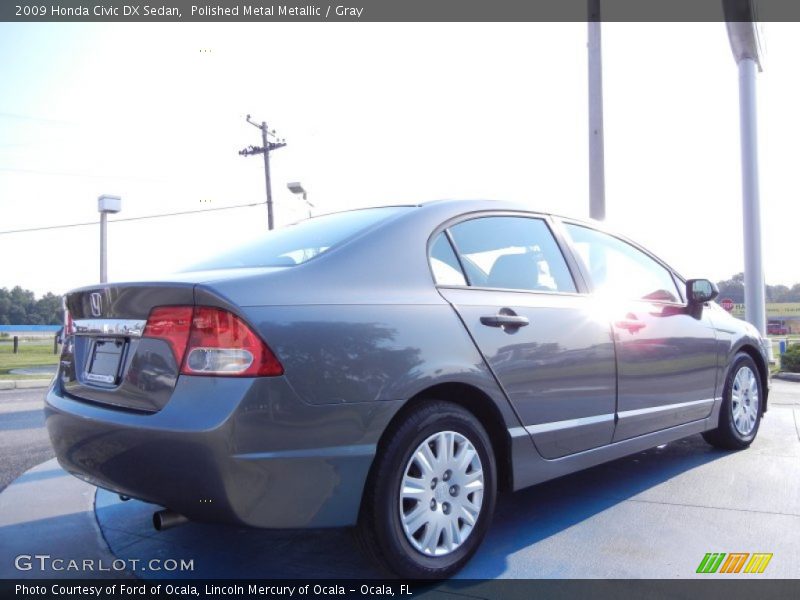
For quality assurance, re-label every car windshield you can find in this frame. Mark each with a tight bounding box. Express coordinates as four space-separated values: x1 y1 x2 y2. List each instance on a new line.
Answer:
182 206 411 271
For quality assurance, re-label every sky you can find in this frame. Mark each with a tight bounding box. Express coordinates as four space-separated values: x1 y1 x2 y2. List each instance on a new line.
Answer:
0 22 798 297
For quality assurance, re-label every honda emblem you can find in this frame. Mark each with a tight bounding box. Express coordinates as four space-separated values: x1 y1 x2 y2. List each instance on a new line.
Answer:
90 292 102 317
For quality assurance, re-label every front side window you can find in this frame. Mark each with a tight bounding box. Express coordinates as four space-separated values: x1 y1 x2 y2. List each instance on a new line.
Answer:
564 224 680 303
447 216 576 293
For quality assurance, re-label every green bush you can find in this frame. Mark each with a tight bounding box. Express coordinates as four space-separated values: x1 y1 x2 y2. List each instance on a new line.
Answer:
781 344 800 373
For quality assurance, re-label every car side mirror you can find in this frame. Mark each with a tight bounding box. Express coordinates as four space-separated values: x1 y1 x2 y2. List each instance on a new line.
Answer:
686 279 719 305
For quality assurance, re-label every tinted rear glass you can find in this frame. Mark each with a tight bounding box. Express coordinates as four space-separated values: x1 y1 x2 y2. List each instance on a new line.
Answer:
183 207 410 271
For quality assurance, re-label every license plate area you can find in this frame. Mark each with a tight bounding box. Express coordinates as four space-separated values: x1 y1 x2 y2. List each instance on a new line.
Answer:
85 338 125 385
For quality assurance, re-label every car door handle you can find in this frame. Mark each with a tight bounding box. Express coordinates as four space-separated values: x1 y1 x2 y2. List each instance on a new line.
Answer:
615 313 646 334
480 314 530 328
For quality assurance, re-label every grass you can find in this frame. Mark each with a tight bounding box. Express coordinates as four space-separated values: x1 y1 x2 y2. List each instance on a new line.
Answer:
0 334 795 381
0 340 59 380
767 335 800 374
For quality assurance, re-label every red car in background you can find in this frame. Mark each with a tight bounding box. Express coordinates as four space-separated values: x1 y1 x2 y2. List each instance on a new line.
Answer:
767 321 789 335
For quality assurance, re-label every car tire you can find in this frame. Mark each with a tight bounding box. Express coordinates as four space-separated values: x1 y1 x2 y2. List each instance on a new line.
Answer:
702 352 763 450
355 401 497 579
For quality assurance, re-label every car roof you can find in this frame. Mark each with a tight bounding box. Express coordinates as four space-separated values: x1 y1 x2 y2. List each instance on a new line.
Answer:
314 198 597 226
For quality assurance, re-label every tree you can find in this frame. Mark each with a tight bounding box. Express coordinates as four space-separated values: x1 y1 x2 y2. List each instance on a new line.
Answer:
0 288 10 325
34 293 63 325
716 273 745 303
766 284 790 303
0 286 63 325
715 274 800 304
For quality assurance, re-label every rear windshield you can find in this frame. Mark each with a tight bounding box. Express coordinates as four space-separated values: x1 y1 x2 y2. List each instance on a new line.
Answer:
182 206 411 271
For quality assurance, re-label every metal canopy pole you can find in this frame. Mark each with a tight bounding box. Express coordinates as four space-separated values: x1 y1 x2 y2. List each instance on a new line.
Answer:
738 57 766 336
725 7 766 338
588 0 606 221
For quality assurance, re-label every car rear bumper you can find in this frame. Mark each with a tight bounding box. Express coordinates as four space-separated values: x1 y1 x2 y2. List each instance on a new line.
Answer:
45 376 402 528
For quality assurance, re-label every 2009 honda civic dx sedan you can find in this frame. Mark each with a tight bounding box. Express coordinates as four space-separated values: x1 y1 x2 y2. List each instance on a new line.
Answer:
46 200 769 578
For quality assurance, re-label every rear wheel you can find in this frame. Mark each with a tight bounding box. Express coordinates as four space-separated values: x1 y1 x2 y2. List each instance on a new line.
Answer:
703 352 763 450
356 401 496 579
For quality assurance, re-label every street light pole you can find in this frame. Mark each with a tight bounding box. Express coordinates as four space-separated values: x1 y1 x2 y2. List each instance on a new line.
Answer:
100 211 107 282
97 194 121 284
240 115 287 230
287 181 314 217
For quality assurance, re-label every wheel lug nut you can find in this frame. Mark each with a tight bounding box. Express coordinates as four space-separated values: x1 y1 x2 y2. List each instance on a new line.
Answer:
442 502 451 515
443 470 451 481
430 499 437 511
430 477 437 489
449 485 458 496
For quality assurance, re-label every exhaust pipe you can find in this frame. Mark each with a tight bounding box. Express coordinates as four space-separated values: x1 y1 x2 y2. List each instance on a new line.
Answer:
153 509 189 531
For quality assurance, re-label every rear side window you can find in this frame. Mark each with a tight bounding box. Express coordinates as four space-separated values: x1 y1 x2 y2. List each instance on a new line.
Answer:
183 207 410 271
446 216 576 293
564 224 681 303
429 233 467 286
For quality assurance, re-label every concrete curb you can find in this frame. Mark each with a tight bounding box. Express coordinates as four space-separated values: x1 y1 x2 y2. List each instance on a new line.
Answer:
774 372 800 382
0 379 52 390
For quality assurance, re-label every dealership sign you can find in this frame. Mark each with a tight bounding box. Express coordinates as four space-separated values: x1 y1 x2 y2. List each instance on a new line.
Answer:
728 302 800 319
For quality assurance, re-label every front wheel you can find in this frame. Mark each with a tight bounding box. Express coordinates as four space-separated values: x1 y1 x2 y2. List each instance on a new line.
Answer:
703 352 763 450
355 401 497 579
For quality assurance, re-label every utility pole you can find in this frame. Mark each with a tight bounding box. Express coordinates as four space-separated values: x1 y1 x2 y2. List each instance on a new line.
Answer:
239 115 286 230
587 0 606 221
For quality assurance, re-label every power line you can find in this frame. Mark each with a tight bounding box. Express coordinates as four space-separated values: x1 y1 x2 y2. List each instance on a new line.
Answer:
0 201 267 236
0 111 74 125
0 166 167 182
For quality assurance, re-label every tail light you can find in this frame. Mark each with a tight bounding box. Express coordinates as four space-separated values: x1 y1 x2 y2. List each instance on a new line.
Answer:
64 306 75 336
143 306 193 367
143 305 283 377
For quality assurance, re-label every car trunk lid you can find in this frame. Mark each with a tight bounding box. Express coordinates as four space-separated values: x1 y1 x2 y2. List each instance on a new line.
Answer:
60 283 195 412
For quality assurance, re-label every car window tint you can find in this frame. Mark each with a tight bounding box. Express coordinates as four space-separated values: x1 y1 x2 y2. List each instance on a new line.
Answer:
448 217 576 293
564 224 680 303
182 207 411 271
429 233 467 286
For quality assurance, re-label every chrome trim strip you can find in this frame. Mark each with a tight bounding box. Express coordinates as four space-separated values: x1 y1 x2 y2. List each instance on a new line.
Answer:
617 397 718 420
73 318 147 337
525 413 615 435
508 426 530 439
234 443 376 460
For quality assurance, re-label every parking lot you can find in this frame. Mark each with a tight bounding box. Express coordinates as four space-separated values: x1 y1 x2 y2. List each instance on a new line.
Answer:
1 380 798 579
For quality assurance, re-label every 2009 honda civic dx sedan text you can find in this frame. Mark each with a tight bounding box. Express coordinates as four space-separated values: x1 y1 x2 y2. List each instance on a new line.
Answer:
46 200 770 578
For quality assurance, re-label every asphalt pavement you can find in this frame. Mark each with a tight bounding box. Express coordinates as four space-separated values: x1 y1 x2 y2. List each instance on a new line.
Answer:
1 380 799 579
0 387 53 492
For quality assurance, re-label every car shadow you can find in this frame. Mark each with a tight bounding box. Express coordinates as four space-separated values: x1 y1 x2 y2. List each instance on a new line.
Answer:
456 433 729 579
95 433 730 579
